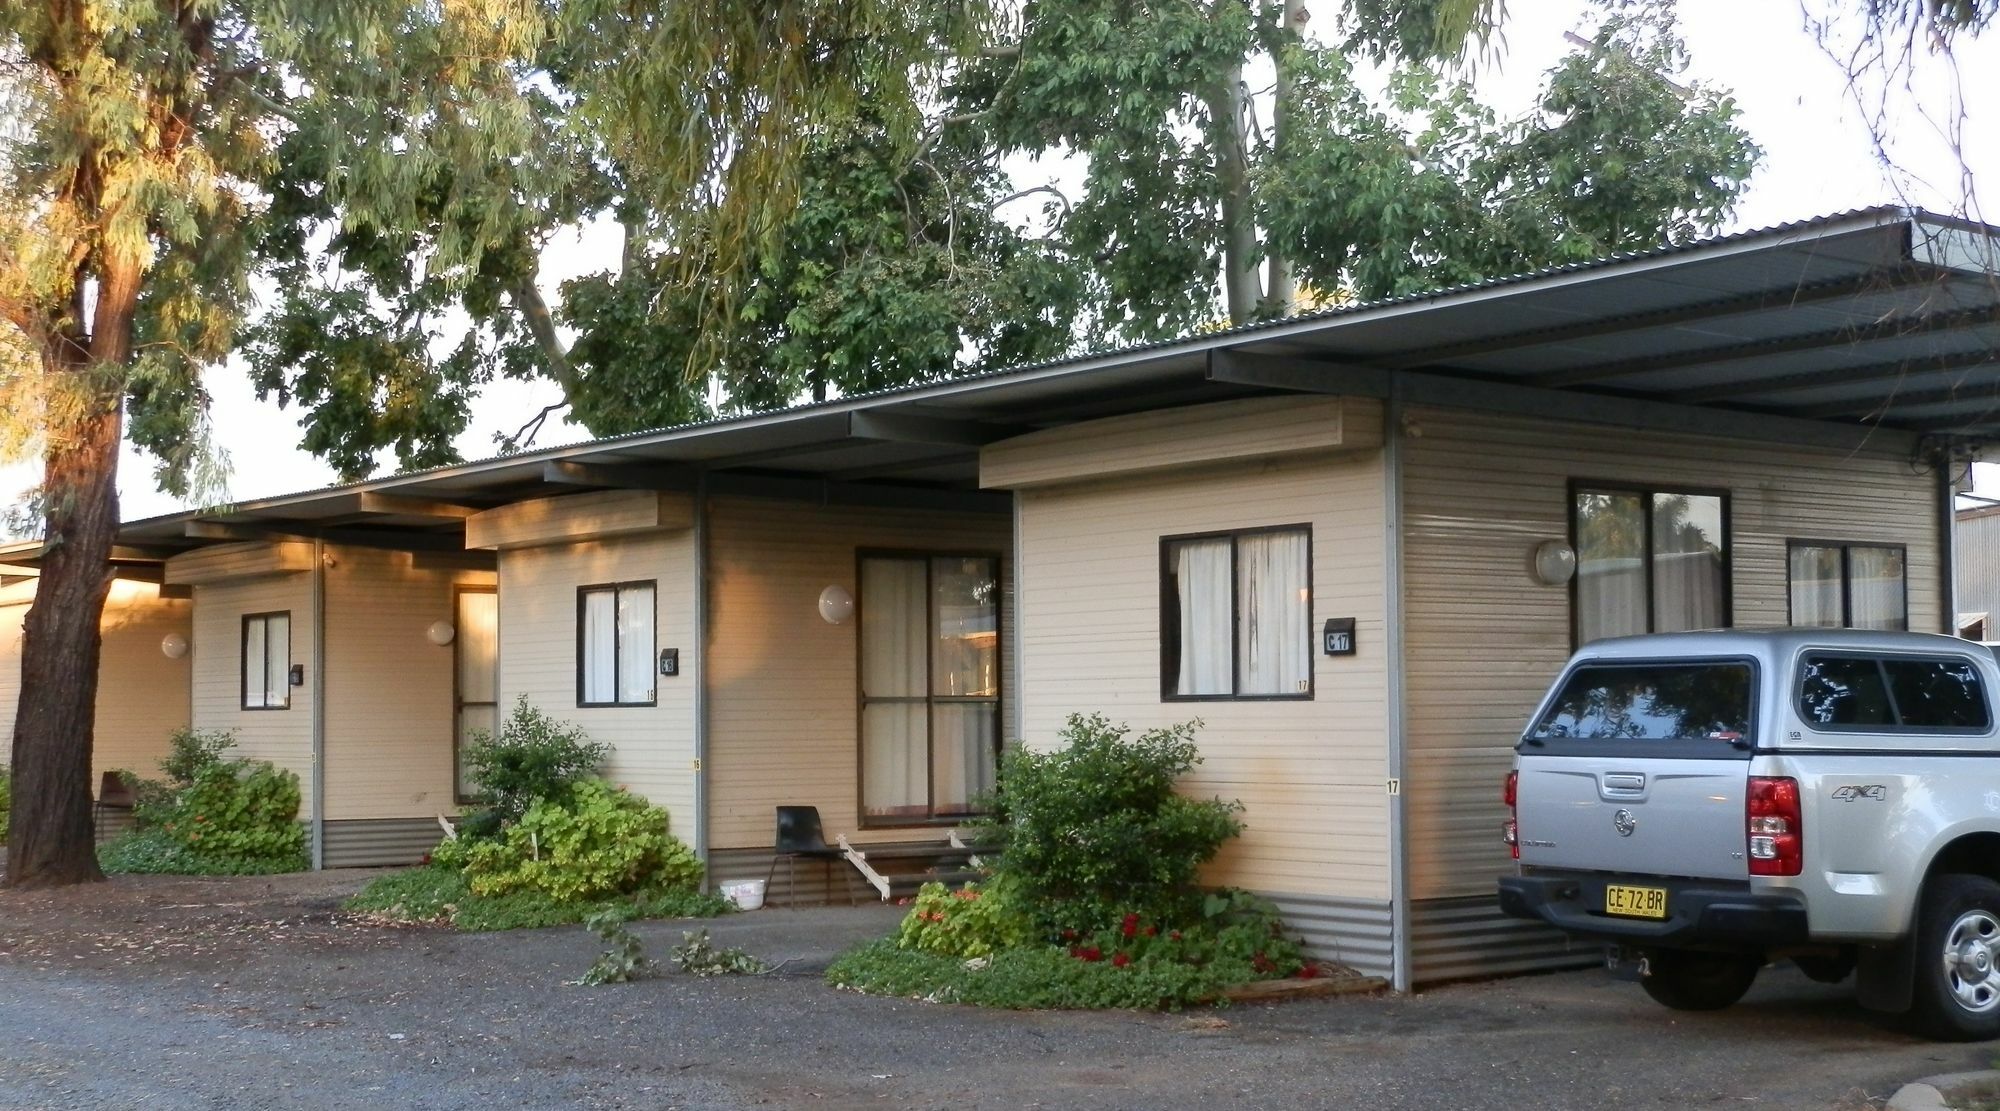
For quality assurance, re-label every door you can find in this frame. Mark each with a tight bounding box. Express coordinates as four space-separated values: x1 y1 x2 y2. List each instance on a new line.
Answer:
454 587 499 803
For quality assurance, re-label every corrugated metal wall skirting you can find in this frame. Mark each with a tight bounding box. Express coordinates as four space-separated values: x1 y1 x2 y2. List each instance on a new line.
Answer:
1410 895 1595 984
707 847 873 908
1264 892 1395 981
321 818 447 869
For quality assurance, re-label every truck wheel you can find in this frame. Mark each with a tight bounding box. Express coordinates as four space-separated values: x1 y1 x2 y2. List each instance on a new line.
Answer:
1639 949 1761 1011
1911 874 2000 1041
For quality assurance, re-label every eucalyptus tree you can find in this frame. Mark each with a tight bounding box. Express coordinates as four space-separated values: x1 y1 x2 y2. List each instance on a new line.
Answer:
0 0 978 887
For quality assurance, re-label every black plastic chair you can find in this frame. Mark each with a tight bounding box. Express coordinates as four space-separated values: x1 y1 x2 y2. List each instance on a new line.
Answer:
764 806 854 907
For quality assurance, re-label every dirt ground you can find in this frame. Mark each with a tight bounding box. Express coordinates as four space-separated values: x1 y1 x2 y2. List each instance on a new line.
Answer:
1 869 1995 1110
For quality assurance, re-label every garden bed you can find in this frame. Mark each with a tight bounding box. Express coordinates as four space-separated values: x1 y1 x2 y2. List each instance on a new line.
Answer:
345 863 730 932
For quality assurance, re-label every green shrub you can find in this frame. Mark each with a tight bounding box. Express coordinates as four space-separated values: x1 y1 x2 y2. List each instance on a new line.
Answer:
160 727 238 788
346 863 731 932
461 779 701 902
982 714 1243 934
116 769 177 829
830 938 1237 1011
896 877 1036 959
465 697 610 821
160 761 307 865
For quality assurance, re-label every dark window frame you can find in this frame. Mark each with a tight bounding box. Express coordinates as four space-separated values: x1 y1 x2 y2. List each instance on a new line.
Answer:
1568 480 1734 649
1795 650 1994 736
453 584 499 805
575 580 658 709
1784 539 1910 631
1159 523 1315 703
855 549 1005 830
240 610 292 711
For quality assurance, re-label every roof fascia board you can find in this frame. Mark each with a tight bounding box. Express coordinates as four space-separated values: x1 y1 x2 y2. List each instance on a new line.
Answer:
1207 351 1925 456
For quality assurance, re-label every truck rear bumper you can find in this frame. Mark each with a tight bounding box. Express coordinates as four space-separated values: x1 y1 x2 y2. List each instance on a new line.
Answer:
1498 872 1810 950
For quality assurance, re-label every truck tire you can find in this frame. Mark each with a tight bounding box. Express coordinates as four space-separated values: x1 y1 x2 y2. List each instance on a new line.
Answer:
1639 949 1761 1011
1910 874 2000 1041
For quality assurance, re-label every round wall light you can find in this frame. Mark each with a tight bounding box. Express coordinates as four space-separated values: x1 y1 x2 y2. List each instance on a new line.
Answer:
160 633 189 660
817 584 855 625
1532 540 1578 586
426 620 457 646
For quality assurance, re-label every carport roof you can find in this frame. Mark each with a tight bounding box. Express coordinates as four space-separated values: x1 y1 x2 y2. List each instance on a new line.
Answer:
106 205 2000 555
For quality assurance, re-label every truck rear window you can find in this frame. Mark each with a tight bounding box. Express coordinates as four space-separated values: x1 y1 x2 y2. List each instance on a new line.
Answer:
1528 661 1753 745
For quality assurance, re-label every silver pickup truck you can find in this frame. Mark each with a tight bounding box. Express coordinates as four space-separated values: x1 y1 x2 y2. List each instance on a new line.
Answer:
1498 629 2000 1040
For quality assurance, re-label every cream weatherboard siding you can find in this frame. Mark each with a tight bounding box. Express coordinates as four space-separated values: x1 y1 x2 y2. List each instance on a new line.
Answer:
1400 405 1946 906
0 579 191 785
495 531 700 840
186 571 317 817
321 547 495 821
997 414 1392 902
703 497 1012 855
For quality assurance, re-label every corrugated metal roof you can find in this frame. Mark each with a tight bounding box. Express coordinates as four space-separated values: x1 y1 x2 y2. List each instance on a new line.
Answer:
108 204 2000 551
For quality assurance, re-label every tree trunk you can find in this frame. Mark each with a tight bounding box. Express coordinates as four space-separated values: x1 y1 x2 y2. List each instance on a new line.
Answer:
1264 0 1305 315
4 259 139 888
1205 66 1263 324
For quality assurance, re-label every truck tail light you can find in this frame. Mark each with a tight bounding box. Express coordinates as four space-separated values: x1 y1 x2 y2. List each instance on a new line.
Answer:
1746 776 1802 877
1503 770 1519 860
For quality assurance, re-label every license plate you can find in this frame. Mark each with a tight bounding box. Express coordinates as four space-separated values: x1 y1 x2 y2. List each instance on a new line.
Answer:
1604 884 1668 919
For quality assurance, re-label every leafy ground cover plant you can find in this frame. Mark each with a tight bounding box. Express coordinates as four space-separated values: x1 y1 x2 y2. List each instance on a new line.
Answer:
345 862 731 931
833 715 1323 1009
457 780 702 902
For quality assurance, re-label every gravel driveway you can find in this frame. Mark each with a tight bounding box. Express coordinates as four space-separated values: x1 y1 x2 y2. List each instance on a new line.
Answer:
0 871 1991 1109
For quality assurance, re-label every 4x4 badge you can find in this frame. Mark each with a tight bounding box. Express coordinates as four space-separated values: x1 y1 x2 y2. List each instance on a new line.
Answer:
1613 809 1637 836
1831 785 1887 802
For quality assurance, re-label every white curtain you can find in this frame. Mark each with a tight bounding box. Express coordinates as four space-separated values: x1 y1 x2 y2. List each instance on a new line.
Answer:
931 704 997 816
1651 494 1725 633
581 589 617 702
617 584 656 703
1174 539 1232 696
1850 546 1907 630
1576 491 1647 644
264 614 289 708
243 617 269 707
1788 546 1843 627
862 559 928 815
1237 531 1310 695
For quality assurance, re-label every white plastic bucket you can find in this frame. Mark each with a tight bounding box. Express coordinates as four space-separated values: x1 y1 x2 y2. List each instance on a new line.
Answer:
720 878 767 911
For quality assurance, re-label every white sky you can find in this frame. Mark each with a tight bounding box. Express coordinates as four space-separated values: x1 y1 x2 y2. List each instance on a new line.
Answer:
37 0 2000 524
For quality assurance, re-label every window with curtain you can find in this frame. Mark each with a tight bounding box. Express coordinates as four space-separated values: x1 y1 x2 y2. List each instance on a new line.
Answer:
241 611 292 710
1573 487 1727 646
859 554 1000 824
577 581 656 706
1160 525 1312 700
1787 542 1907 631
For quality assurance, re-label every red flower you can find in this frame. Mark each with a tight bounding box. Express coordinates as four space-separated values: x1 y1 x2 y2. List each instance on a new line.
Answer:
1071 946 1102 962
420 852 432 866
1143 925 1158 937
1297 964 1322 980
1112 953 1131 968
1061 928 1078 941
1168 930 1182 941
1120 913 1140 939
1252 953 1275 974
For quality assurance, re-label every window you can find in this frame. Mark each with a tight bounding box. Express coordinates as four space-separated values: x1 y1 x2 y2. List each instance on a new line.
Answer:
859 554 1001 824
454 587 499 802
1573 486 1727 646
1798 653 1991 732
1528 661 1754 748
577 581 656 707
241 612 292 710
1160 526 1313 700
1788 542 1907 630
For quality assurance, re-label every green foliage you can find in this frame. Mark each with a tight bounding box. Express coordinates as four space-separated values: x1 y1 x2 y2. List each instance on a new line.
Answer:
669 929 772 976
99 828 305 876
159 728 239 789
346 863 732 932
159 762 309 866
464 697 611 822
983 715 1242 934
461 780 702 903
577 909 658 985
836 889 1312 1010
896 878 1037 959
